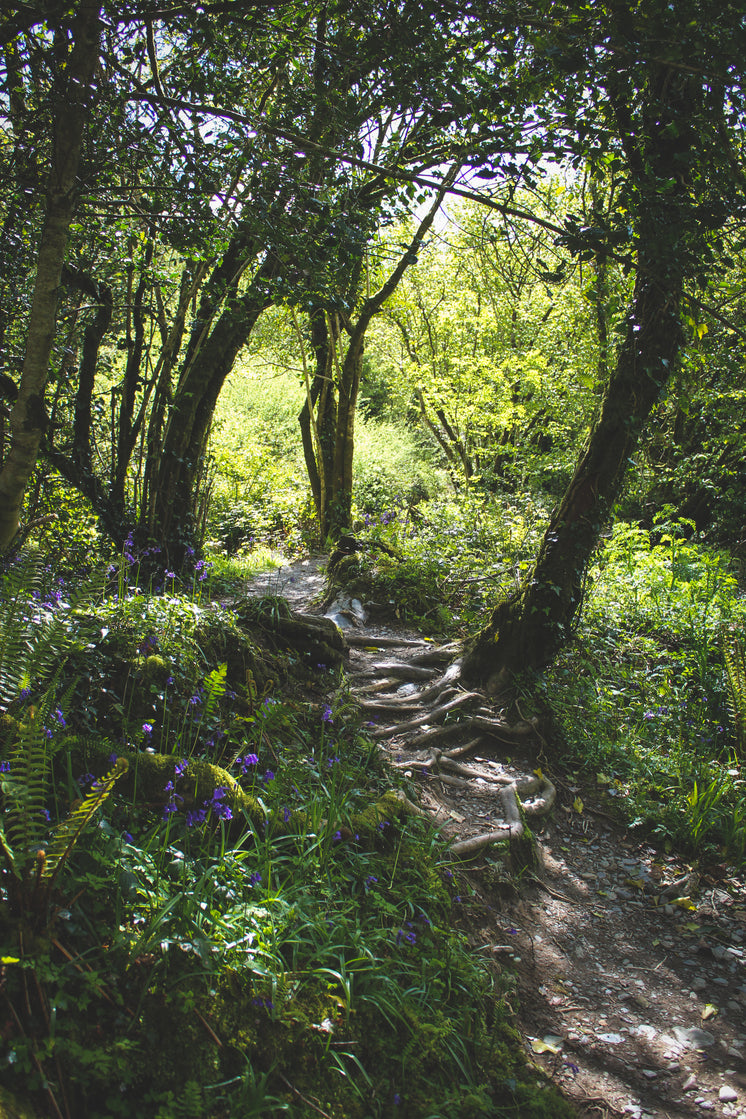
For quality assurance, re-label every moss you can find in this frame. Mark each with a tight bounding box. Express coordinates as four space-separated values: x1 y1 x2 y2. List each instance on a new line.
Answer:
352 789 411 841
66 740 265 833
0 1084 42 1119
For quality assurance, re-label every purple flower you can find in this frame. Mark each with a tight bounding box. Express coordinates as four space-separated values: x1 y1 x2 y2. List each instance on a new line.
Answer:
142 723 153 736
174 758 188 778
189 694 200 706
19 687 31 701
322 704 333 723
283 807 291 823
163 779 183 819
54 708 66 726
0 761 10 773
186 808 207 827
164 570 176 580
238 753 259 773
249 871 262 886
263 769 275 782
365 875 378 887
207 786 233 821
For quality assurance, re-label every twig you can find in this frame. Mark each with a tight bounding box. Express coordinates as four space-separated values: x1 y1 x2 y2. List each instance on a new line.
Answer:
278 1073 333 1118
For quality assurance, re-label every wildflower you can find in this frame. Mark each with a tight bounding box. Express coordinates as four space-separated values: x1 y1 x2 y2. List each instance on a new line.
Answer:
54 708 66 726
164 570 176 580
109 752 118 766
238 753 259 774
186 808 207 827
174 758 188 778
333 830 342 841
263 769 275 782
364 875 378 888
142 723 153 736
163 779 183 819
326 755 340 768
248 871 262 886
322 704 333 723
377 819 390 831
283 807 291 823
189 694 200 706
19 686 31 701
0 761 10 773
208 786 233 821
123 832 133 843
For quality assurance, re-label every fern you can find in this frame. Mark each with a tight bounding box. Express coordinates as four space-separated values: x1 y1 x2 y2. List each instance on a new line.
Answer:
723 628 746 756
43 757 128 884
3 693 57 875
0 552 104 708
201 662 227 724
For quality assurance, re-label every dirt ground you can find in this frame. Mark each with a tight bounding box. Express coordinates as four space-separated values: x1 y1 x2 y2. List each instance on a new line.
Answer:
248 555 746 1119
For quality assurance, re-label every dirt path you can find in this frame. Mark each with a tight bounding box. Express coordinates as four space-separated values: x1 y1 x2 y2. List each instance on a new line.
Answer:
246 557 746 1119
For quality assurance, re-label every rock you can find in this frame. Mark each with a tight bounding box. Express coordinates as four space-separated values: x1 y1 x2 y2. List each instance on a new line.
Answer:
673 1026 716 1049
720 1087 739 1103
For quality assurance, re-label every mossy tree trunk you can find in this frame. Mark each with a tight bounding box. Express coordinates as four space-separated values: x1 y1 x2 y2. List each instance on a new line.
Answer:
463 258 684 683
463 51 717 684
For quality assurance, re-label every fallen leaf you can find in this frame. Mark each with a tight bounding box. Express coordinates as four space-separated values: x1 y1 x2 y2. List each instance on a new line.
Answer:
626 877 646 890
529 1036 563 1055
673 896 697 910
701 1003 718 1021
596 773 612 785
573 796 584 814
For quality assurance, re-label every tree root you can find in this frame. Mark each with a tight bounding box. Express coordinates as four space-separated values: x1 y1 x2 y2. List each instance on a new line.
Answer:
370 688 482 738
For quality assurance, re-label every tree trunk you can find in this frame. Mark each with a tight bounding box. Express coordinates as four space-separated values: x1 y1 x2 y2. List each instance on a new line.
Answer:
0 4 100 552
463 240 684 685
139 262 275 566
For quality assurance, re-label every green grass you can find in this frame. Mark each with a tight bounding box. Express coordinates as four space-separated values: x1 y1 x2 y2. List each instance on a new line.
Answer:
0 557 569 1119
537 520 746 859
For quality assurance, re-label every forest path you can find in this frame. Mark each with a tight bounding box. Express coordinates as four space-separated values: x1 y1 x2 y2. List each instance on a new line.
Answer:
246 555 746 1119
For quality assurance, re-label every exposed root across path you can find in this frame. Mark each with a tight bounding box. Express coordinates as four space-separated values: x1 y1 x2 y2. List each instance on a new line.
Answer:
246 560 746 1119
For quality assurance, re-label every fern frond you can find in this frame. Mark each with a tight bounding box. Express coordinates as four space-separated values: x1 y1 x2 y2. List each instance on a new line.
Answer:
43 758 128 883
4 704 54 873
724 629 746 754
0 552 104 708
201 662 227 724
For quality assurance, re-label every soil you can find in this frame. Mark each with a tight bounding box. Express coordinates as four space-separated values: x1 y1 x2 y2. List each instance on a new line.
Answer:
247 555 746 1119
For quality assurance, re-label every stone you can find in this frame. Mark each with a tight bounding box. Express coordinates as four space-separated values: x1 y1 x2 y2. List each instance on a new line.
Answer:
720 1087 739 1103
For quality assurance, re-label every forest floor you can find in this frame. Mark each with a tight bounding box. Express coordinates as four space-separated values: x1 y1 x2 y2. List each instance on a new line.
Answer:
247 555 746 1119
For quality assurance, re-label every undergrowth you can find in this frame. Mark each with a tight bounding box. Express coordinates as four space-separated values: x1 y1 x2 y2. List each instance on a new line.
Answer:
539 519 746 859
0 554 568 1119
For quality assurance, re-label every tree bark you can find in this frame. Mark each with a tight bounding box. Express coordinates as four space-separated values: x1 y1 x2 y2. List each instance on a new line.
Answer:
463 53 702 684
463 258 684 685
0 4 100 552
